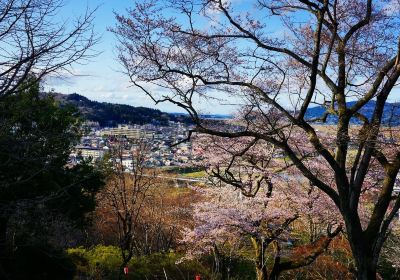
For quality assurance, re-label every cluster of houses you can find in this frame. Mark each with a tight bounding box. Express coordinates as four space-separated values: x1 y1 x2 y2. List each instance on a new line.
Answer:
69 122 199 169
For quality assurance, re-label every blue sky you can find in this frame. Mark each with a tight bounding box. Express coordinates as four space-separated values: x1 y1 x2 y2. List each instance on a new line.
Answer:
46 0 399 114
46 0 267 115
46 0 196 113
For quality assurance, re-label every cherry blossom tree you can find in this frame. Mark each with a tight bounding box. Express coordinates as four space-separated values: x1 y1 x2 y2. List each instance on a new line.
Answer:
180 136 342 279
181 184 341 280
113 1 400 278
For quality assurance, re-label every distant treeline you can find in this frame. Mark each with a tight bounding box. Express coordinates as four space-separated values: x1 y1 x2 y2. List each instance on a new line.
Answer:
52 93 191 127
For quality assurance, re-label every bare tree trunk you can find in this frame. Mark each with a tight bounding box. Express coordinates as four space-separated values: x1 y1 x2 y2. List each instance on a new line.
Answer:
119 260 129 280
355 256 377 280
213 244 221 274
351 242 378 280
255 262 268 280
119 249 133 280
346 219 378 280
251 237 268 280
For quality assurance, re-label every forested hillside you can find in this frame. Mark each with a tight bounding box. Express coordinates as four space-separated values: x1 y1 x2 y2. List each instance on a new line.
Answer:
52 93 189 126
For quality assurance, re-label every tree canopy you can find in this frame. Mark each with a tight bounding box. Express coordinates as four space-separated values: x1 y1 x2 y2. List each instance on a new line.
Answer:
113 1 400 278
0 79 104 279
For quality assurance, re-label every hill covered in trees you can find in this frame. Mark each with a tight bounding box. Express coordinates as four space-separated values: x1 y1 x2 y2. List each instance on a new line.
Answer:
52 93 400 127
52 93 189 127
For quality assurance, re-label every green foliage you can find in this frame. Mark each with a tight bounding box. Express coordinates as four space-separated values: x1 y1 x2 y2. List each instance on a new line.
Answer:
0 77 104 224
130 252 212 280
181 171 206 178
163 166 205 175
68 246 122 278
67 245 258 280
47 162 104 226
0 78 105 279
0 83 79 199
58 93 191 126
377 258 399 280
67 246 213 280
227 257 255 279
201 254 255 280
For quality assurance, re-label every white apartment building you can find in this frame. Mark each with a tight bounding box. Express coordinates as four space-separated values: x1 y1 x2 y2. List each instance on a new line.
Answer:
99 124 153 139
76 146 106 160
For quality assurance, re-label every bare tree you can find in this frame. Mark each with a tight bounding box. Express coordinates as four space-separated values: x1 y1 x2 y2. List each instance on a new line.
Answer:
98 139 158 278
96 138 196 277
113 1 400 278
0 0 97 98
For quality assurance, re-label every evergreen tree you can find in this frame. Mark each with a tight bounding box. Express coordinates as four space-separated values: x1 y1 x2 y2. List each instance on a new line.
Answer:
0 79 104 279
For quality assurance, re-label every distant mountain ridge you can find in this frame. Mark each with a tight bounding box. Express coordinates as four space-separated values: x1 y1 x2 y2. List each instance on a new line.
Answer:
51 93 190 127
305 101 400 125
50 93 400 127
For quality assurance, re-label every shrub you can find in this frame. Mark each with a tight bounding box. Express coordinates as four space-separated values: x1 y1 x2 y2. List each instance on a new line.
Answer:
67 246 213 280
